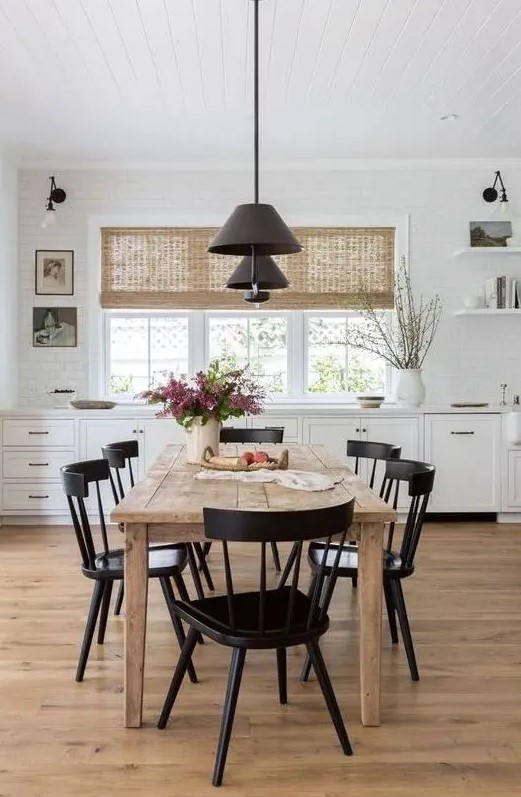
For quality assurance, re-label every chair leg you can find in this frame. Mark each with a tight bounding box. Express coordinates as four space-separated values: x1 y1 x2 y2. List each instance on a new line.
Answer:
186 543 206 600
278 541 299 588
306 640 353 756
212 647 247 787
276 647 287 705
270 542 282 572
159 577 198 684
383 578 399 644
172 572 204 646
158 627 199 729
97 580 114 644
193 542 215 592
76 580 105 682
113 581 124 616
300 575 335 683
351 576 358 589
391 580 419 681
201 541 212 561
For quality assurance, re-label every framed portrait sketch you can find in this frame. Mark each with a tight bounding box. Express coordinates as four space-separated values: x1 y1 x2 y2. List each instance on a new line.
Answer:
33 307 77 347
35 250 74 295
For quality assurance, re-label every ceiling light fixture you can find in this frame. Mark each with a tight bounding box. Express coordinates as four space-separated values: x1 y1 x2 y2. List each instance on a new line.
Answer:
208 0 301 304
41 175 66 228
482 170 508 206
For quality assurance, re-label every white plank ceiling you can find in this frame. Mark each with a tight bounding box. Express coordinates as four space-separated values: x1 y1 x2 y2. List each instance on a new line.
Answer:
1 0 521 162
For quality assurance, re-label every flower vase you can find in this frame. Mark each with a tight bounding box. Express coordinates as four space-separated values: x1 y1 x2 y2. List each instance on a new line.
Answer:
185 417 221 464
395 369 425 407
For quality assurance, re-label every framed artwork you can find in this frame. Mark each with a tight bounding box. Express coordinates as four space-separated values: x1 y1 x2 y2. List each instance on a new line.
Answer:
35 250 74 295
33 307 77 347
469 221 512 247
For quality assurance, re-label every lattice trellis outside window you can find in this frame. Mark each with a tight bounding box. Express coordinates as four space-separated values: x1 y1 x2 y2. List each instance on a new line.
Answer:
100 226 395 310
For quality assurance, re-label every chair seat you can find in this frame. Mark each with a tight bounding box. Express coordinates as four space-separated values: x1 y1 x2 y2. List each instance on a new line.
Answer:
307 542 414 579
173 586 329 648
84 543 188 580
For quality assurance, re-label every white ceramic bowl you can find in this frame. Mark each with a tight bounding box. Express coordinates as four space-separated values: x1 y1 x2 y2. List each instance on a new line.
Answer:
47 390 76 408
357 396 384 409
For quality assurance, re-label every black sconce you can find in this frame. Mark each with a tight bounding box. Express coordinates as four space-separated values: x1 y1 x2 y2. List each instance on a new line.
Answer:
482 170 508 205
41 175 66 228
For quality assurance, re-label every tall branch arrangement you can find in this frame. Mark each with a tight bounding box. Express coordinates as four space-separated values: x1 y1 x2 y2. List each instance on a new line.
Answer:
347 257 442 370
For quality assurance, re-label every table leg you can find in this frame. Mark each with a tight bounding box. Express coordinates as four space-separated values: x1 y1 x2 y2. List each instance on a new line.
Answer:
358 521 384 727
124 522 149 728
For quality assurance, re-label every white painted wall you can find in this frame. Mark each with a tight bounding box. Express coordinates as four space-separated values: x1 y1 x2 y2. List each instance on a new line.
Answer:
0 152 18 407
16 164 521 407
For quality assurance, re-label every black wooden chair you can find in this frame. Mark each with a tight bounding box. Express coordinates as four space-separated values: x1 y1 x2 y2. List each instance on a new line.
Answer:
102 440 213 612
61 458 197 683
212 426 285 571
158 500 355 786
301 459 435 683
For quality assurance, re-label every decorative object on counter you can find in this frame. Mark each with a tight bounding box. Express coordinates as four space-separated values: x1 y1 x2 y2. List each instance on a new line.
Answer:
201 446 288 472
33 307 77 347
70 400 117 409
40 175 66 229
499 383 508 406
357 395 384 409
35 250 74 295
346 256 442 407
450 402 489 408
139 360 265 464
469 221 512 247
207 0 301 306
47 388 76 408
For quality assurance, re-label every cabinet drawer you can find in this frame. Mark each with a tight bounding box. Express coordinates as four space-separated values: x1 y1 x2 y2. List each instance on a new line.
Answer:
2 483 69 511
2 449 75 479
3 419 75 447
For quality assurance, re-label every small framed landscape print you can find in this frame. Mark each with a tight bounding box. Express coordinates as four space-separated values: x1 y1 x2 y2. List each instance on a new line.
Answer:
33 307 77 348
469 221 512 247
35 250 74 295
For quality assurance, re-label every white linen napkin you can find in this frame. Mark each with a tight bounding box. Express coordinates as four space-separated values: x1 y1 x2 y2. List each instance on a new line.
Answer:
194 469 338 491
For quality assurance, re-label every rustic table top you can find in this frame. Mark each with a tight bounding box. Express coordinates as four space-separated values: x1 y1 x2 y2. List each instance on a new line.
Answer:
111 444 397 526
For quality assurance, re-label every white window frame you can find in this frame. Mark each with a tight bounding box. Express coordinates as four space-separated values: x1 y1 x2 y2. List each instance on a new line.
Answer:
102 308 392 402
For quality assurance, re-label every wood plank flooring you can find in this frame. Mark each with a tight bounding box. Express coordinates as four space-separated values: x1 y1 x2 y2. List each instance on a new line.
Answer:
0 522 520 796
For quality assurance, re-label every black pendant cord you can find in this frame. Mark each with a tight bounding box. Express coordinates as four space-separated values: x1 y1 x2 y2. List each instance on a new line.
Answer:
253 0 259 205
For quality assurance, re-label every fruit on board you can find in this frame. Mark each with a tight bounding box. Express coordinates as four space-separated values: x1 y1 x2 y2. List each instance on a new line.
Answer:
253 451 269 463
240 451 255 465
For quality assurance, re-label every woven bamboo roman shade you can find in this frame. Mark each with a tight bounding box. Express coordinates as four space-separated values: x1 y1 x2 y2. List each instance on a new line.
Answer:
100 226 395 310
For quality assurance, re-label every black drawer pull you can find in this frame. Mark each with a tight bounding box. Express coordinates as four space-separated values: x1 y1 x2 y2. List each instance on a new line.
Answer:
28 494 49 499
450 431 475 435
28 431 49 435
28 462 49 467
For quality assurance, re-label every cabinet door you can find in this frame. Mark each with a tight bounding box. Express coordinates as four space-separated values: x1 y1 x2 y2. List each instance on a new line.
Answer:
139 418 185 475
507 451 521 507
251 415 300 442
364 417 420 509
302 417 361 463
79 418 138 515
424 414 501 512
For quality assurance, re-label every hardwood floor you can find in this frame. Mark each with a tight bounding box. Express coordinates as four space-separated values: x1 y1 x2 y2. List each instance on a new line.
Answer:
1 522 520 796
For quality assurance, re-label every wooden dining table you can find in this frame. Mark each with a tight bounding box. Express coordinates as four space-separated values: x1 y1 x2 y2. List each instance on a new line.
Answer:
111 443 397 729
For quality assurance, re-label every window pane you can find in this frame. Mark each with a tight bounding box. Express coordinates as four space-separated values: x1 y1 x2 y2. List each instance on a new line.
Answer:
150 317 189 384
109 317 149 395
107 315 189 396
208 316 288 393
307 316 386 394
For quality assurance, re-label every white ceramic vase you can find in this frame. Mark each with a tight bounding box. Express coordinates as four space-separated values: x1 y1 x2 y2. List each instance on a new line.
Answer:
185 417 221 464
395 369 426 407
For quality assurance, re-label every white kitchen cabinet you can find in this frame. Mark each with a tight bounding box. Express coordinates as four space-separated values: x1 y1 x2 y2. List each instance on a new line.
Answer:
139 419 184 472
506 452 521 508
424 414 501 512
301 416 419 508
251 415 300 442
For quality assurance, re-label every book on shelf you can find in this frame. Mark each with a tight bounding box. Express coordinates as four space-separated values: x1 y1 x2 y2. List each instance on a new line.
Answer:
484 276 519 308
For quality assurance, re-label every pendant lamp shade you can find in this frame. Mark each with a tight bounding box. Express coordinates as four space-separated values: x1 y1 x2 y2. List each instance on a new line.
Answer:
208 203 301 256
226 254 289 290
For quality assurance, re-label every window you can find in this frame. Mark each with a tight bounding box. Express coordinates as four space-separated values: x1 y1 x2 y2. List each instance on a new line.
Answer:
103 310 389 399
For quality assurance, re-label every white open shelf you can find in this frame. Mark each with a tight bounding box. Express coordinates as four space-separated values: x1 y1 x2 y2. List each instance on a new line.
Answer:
454 308 521 315
454 247 521 255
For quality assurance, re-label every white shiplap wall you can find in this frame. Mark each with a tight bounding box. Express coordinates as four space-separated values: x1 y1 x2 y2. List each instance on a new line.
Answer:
17 164 521 406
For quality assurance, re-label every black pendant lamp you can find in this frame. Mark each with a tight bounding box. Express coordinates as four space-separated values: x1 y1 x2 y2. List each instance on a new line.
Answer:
209 0 301 302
